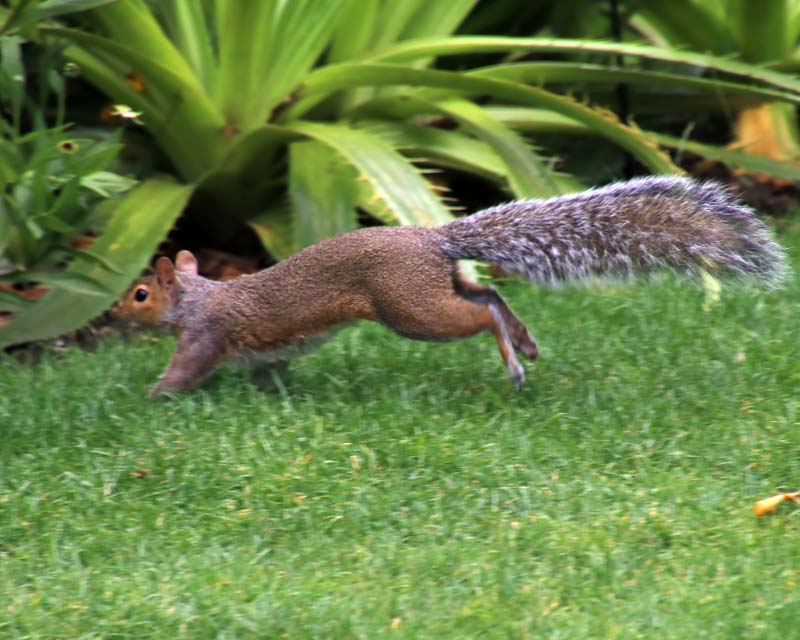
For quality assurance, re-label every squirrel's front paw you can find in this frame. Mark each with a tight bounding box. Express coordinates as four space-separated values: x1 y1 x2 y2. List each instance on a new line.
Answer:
148 382 176 398
148 384 164 398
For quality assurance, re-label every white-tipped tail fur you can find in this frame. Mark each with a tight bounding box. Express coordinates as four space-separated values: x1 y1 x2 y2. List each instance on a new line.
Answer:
440 176 788 288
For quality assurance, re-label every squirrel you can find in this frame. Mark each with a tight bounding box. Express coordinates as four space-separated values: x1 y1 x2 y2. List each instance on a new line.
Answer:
114 176 787 396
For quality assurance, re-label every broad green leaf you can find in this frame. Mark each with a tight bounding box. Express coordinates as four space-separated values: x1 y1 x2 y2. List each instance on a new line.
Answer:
289 141 358 250
85 1 199 83
156 0 216 93
34 213 74 234
651 131 800 181
326 0 381 113
79 171 137 198
289 64 681 175
248 199 296 261
472 62 800 106
0 138 23 189
216 0 344 128
0 0 35 36
62 246 122 274
483 105 800 182
400 0 478 40
729 0 791 63
629 0 733 53
0 35 24 132
329 0 379 63
359 119 509 178
364 36 800 95
220 121 454 228
1 0 117 35
432 98 560 197
288 121 454 227
44 178 82 227
361 119 585 193
0 178 194 347
367 1 424 50
0 289 33 312
16 270 112 296
483 106 588 134
0 198 9 255
215 0 278 126
65 137 125 175
24 216 44 240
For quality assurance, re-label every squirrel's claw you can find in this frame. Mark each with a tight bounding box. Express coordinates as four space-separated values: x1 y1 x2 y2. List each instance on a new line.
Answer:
510 362 525 391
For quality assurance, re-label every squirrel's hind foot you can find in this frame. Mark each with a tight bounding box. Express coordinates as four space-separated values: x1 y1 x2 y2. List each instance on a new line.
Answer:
516 332 539 361
508 360 526 390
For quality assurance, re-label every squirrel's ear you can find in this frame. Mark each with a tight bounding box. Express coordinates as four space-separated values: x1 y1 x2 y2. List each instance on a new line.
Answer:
155 256 177 291
175 250 199 274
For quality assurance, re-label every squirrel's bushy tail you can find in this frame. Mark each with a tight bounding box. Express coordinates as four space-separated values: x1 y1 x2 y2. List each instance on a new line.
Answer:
440 176 788 288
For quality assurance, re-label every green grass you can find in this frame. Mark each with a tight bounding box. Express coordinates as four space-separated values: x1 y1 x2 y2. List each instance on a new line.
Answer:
2 229 800 639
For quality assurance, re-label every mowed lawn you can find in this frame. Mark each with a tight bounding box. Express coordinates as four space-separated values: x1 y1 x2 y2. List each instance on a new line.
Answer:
2 227 800 639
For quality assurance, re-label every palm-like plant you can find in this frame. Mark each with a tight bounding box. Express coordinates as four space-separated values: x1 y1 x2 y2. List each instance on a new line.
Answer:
2 0 800 347
630 0 800 169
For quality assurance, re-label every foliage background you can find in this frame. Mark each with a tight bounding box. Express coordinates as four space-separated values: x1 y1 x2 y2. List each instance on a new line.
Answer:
3 0 800 345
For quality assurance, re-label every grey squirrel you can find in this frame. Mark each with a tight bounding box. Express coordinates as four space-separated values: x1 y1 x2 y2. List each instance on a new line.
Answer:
114 176 788 395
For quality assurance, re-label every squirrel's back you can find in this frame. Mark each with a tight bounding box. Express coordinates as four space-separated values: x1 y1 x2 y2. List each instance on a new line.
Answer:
440 176 788 287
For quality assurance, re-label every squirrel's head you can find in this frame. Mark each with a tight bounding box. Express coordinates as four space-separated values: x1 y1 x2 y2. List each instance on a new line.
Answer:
113 250 199 325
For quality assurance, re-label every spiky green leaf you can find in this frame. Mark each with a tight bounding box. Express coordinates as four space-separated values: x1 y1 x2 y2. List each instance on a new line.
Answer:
432 98 560 197
288 121 454 227
365 36 800 95
290 64 681 175
289 140 359 250
652 131 800 181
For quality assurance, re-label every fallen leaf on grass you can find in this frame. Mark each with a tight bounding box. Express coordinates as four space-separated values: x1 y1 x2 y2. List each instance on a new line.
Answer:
754 491 800 516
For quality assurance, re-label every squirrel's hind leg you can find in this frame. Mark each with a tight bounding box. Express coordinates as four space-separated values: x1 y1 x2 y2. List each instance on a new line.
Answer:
488 309 526 390
453 277 539 361
373 273 530 389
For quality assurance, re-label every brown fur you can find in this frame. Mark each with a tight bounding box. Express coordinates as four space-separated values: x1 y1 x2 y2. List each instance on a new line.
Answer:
114 227 537 395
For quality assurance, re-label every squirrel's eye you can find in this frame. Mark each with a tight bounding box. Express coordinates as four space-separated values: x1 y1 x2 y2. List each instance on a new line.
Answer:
134 288 149 302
